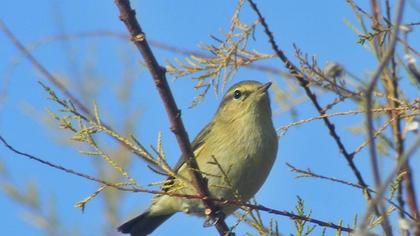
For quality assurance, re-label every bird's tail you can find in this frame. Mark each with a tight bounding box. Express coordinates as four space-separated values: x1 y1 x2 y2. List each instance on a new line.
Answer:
118 211 174 236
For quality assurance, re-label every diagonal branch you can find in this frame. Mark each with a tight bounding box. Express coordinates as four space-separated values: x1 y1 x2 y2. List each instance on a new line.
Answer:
0 21 91 118
246 0 377 211
2 7 230 236
113 0 232 235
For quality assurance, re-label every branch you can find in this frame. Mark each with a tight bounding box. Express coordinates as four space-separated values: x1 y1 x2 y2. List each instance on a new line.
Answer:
246 0 379 217
0 21 153 165
392 3 420 231
0 134 354 233
113 0 232 235
0 21 91 118
276 106 418 137
359 134 420 234
2 9 230 235
286 163 415 220
364 1 411 235
1 14 230 234
384 0 407 219
370 0 382 30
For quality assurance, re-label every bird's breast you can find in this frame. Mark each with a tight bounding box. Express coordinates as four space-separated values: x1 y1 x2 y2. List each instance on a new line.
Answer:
199 116 278 205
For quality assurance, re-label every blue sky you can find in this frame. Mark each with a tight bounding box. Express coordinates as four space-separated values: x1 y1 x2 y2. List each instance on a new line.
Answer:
1 0 419 235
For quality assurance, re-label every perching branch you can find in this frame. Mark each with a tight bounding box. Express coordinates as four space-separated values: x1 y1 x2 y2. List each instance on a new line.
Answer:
0 16 368 234
0 135 354 233
113 0 232 235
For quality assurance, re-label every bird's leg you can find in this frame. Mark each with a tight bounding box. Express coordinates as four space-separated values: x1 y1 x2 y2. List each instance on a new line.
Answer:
203 207 226 227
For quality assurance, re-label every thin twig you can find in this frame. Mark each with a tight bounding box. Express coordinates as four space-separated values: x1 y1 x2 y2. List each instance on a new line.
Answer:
347 0 373 20
286 163 415 220
0 134 354 233
113 0 232 235
351 115 397 158
276 106 418 137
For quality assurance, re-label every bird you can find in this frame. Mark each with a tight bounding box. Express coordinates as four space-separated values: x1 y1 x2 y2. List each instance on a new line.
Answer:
118 80 278 236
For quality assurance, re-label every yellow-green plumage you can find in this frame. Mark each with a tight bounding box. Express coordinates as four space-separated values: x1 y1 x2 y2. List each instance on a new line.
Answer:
118 80 278 236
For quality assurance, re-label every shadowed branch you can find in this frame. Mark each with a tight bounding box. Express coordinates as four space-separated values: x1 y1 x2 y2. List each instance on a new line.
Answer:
113 0 233 235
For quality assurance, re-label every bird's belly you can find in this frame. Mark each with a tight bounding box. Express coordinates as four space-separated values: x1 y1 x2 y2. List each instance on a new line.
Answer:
201 143 276 214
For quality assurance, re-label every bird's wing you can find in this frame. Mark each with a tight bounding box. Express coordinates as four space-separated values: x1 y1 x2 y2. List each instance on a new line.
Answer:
161 121 213 192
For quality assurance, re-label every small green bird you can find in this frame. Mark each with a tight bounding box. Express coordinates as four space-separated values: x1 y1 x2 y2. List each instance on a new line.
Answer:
118 80 278 235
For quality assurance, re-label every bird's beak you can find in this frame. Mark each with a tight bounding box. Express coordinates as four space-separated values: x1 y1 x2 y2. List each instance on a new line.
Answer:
258 82 272 93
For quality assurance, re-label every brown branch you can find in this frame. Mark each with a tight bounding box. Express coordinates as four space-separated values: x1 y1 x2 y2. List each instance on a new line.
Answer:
1 12 228 235
245 0 380 219
370 0 382 30
385 0 407 219
400 28 420 225
365 0 406 235
347 0 419 57
401 28 420 235
0 134 354 233
113 0 232 235
0 20 171 172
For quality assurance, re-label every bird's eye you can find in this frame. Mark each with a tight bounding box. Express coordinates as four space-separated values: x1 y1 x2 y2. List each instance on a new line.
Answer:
233 90 242 99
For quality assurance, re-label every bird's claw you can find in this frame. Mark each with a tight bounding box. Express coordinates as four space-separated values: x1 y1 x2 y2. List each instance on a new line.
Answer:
203 209 225 227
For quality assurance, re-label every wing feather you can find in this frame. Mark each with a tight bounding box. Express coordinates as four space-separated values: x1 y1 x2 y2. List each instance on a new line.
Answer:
162 121 214 192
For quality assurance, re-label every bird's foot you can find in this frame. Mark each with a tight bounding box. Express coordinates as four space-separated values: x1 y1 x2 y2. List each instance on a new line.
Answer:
203 208 225 227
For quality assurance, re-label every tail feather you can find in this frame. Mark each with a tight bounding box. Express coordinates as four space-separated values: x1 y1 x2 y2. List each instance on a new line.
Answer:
118 211 173 236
